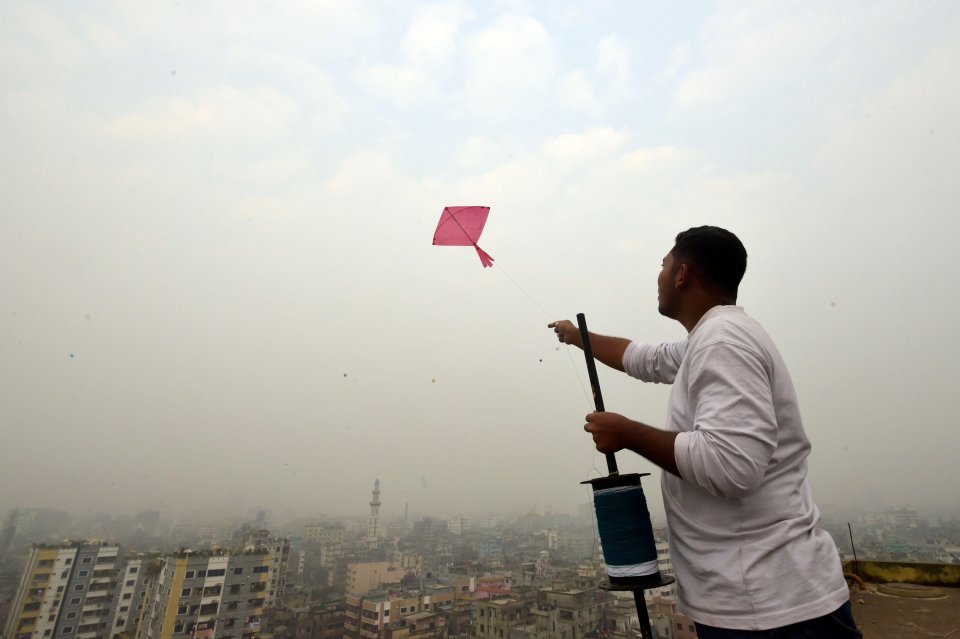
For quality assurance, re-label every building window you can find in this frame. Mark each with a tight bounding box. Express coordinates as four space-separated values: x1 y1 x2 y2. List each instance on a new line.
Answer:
178 606 187 615
44 630 52 637
196 571 206 578
67 612 77 620
233 568 243 575
207 569 225 577
253 566 268 574
65 558 73 565
57 586 64 593
81 557 92 564
181 588 191 597
63 627 73 634
126 580 134 586
119 607 129 613
128 567 138 574
70 597 81 605
185 571 195 579
122 593 132 600
74 585 85 591
79 570 89 577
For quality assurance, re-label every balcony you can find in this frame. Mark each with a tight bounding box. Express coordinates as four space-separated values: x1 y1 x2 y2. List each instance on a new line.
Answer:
26 588 46 601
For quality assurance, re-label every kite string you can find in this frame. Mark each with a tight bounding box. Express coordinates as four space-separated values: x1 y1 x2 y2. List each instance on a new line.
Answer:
492 264 603 477
442 208 601 475
493 264 554 320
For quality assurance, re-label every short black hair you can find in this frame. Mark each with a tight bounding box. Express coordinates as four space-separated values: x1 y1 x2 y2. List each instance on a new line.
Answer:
671 226 747 297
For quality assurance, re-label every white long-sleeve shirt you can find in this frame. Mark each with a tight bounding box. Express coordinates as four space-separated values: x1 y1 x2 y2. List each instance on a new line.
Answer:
622 305 848 630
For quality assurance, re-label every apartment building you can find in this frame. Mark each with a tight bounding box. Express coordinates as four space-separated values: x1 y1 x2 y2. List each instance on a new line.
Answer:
343 591 419 639
475 597 525 639
343 564 404 597
3 541 123 639
342 583 455 639
137 549 278 639
300 526 344 548
243 535 289 608
536 586 615 639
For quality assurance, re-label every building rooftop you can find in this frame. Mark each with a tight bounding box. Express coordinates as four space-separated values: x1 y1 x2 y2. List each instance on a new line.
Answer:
850 585 958 638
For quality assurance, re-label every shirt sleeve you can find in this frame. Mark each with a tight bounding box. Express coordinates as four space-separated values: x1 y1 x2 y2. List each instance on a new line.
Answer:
622 340 687 384
673 341 778 498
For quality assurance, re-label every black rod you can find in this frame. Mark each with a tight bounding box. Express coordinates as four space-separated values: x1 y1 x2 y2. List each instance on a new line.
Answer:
578 313 655 639
634 591 654 639
576 312 619 475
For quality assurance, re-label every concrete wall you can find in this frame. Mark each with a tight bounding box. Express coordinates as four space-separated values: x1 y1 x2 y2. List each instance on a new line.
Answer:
844 560 960 587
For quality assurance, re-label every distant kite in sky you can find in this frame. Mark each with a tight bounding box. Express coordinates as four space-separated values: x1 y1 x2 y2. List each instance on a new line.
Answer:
432 206 494 267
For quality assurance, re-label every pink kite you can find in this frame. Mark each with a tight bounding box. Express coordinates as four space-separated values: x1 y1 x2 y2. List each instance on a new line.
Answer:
432 206 494 267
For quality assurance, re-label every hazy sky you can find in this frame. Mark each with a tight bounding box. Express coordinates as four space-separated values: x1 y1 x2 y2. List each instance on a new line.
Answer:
2 1 958 525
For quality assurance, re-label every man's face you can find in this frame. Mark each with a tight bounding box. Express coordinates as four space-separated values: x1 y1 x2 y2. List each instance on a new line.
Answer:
657 252 678 318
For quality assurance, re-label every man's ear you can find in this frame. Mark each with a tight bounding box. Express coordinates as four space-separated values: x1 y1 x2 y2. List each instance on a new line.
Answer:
674 262 690 289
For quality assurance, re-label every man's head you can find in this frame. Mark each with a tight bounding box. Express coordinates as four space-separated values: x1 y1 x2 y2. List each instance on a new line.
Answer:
658 226 747 319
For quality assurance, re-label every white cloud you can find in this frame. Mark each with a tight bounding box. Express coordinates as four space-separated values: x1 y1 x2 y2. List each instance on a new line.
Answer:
463 14 556 116
401 3 474 66
596 35 631 94
106 86 300 143
659 43 691 81
672 5 844 110
541 128 627 169
354 63 440 107
459 136 503 168
354 3 474 107
556 70 602 115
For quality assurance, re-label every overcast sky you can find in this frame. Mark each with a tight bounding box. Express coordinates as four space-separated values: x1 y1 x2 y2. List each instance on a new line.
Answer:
1 1 958 526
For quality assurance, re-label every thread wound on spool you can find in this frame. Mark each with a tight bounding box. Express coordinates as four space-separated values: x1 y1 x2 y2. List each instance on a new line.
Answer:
594 484 659 577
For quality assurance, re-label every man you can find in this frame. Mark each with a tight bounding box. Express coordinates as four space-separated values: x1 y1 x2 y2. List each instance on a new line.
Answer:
549 226 860 637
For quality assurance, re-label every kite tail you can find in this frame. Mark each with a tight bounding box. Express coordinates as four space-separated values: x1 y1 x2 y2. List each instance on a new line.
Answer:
475 245 495 268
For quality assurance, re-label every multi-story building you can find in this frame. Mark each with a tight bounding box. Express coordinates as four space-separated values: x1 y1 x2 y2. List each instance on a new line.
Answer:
382 611 444 639
647 596 697 639
301 526 344 549
3 541 122 639
343 591 418 639
243 534 289 609
537 586 615 639
344 564 404 597
446 520 469 536
603 596 639 638
106 555 156 638
475 597 526 639
292 600 344 639
342 585 454 639
648 539 677 600
137 547 283 639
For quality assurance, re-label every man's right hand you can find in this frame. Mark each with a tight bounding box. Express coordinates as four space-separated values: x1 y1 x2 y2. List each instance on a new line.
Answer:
548 320 582 348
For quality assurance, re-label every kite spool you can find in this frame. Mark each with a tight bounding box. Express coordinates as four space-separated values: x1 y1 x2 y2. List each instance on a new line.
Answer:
582 472 662 587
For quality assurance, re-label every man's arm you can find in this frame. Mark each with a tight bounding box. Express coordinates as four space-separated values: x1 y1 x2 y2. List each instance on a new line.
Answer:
548 320 630 372
584 412 680 476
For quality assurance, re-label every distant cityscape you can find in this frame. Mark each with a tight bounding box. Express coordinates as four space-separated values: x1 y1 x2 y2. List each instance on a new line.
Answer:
2 480 958 639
